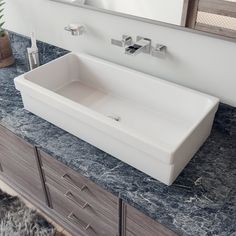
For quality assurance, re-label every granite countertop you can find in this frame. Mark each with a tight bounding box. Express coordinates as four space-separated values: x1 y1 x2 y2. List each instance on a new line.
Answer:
0 32 236 236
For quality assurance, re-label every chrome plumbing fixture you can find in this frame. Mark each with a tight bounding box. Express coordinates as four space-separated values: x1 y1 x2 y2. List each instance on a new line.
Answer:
125 36 151 56
107 114 121 122
151 44 167 58
111 35 133 47
111 34 167 58
64 23 86 36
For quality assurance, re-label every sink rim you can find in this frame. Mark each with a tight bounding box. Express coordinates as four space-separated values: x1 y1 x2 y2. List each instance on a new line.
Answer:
14 52 220 166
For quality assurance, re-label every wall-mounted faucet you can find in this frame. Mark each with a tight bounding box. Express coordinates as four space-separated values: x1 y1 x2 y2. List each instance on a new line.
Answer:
64 23 86 36
125 36 151 56
111 34 167 58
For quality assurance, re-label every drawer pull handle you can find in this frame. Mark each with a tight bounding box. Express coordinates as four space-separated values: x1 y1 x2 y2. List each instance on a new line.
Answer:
64 191 89 209
61 173 87 191
67 212 91 231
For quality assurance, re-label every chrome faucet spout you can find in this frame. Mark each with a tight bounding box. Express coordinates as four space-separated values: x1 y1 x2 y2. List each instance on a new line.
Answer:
125 37 151 56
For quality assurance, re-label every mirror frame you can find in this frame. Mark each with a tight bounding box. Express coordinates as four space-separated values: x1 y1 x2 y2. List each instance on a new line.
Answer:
50 0 236 42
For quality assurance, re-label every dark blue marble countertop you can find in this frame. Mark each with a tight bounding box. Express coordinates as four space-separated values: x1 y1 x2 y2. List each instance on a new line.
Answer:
0 32 236 236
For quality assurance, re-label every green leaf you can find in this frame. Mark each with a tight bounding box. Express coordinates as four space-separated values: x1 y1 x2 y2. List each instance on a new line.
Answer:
0 21 5 28
0 0 4 31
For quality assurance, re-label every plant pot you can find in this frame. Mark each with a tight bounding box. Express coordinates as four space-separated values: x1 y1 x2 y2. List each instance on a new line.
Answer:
0 32 15 68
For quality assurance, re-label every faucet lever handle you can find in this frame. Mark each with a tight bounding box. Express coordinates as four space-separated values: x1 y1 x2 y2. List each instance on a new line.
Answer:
111 35 132 47
151 44 167 58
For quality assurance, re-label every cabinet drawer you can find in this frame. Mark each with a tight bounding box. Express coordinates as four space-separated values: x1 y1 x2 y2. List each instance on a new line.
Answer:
124 204 177 236
39 150 118 219
45 169 118 223
0 153 44 202
0 125 36 169
47 181 118 236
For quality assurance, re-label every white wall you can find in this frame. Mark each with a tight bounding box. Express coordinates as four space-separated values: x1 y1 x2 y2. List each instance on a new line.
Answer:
4 0 236 107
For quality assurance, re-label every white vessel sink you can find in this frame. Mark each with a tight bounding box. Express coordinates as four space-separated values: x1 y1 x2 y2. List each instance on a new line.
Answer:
15 53 219 185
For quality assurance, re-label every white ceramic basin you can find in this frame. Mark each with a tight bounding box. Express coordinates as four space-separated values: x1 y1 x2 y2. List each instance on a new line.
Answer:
14 53 219 185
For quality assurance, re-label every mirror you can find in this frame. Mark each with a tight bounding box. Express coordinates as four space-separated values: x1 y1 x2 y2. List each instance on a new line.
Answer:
51 0 236 40
77 0 187 26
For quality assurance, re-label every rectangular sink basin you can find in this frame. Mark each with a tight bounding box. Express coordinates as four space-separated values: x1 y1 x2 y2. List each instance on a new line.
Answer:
15 53 219 185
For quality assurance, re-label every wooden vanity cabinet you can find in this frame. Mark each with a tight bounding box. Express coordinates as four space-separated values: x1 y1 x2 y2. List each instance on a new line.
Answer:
0 125 46 204
122 203 177 236
0 124 178 236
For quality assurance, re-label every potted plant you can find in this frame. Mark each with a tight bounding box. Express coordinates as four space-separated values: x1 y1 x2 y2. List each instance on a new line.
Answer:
0 0 14 68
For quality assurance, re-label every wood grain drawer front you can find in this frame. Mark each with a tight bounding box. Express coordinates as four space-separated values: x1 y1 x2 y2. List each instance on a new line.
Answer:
40 150 118 218
125 204 177 236
0 125 36 169
47 182 118 236
45 170 117 224
0 153 45 202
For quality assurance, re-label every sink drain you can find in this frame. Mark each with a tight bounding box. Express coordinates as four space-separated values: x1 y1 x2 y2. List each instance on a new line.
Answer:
107 115 121 122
